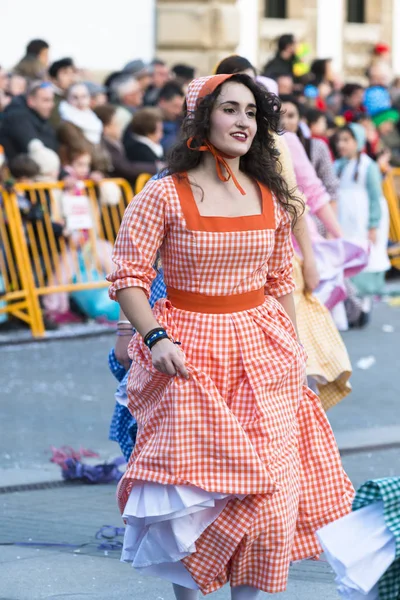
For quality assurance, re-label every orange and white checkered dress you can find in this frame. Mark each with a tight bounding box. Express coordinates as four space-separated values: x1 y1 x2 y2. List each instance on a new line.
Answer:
108 174 354 595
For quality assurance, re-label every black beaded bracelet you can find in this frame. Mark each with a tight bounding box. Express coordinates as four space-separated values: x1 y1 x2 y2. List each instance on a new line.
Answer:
143 327 169 350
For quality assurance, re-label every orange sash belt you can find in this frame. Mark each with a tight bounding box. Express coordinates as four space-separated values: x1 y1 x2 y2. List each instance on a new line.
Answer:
167 286 265 314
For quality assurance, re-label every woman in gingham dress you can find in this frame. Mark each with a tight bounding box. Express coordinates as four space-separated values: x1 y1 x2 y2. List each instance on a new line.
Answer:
107 74 354 599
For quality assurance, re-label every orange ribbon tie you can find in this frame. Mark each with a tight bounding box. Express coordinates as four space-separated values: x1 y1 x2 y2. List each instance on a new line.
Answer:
187 137 246 196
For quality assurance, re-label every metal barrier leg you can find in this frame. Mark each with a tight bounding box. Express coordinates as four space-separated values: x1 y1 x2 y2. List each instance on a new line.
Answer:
30 292 46 337
1 177 134 337
4 190 46 338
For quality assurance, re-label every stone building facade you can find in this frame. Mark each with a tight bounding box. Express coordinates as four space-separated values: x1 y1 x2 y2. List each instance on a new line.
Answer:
156 0 241 75
156 0 400 81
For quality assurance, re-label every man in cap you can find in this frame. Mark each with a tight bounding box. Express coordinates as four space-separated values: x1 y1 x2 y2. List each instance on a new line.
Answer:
84 81 107 109
122 59 151 94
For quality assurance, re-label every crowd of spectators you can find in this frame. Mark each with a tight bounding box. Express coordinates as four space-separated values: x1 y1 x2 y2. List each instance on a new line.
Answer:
0 35 399 329
0 39 192 328
0 39 191 185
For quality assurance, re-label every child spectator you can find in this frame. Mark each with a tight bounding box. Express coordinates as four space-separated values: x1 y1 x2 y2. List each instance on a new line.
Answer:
124 107 164 165
335 124 390 327
341 83 366 123
60 146 114 271
307 108 328 139
306 108 335 159
57 146 118 322
373 111 400 167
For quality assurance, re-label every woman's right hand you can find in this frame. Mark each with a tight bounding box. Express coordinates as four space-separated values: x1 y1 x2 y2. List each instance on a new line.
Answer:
302 257 320 292
151 338 189 379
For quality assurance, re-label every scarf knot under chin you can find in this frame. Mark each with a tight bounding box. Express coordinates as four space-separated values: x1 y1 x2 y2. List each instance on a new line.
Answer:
186 137 246 195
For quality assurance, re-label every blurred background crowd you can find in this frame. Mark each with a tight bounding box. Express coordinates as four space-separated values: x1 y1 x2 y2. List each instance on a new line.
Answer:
0 24 399 330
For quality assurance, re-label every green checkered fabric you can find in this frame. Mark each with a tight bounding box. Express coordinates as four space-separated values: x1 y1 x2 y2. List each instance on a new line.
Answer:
353 478 400 600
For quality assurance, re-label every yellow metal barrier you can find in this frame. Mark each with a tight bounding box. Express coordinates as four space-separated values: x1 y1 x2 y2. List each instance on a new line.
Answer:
383 169 400 270
134 172 153 195
0 178 133 336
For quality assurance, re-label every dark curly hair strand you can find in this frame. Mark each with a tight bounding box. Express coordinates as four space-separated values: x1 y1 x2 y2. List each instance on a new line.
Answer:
167 74 304 225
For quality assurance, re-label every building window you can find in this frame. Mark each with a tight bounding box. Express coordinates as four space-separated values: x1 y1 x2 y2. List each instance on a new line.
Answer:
347 0 365 23
265 0 287 19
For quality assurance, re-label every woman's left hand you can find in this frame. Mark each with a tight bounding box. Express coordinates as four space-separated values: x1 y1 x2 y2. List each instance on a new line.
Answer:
302 257 320 292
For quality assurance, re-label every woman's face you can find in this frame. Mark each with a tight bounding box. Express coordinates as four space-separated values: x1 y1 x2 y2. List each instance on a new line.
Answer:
281 101 299 133
337 131 358 158
68 84 91 110
208 81 257 157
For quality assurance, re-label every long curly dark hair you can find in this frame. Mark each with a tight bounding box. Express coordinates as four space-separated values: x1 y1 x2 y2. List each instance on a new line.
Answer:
167 74 304 224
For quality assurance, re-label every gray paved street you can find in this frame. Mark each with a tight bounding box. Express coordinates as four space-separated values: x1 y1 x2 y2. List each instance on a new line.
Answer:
0 300 400 599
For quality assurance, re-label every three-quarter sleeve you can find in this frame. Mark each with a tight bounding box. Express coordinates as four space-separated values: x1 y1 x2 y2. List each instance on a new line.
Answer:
265 204 295 298
284 131 331 214
107 179 167 300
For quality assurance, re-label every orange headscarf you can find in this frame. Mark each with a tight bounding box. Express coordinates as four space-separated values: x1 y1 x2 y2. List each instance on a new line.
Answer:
185 74 246 196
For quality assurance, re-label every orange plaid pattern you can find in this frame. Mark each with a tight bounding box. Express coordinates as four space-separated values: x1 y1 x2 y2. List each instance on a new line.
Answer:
108 176 354 594
185 75 226 115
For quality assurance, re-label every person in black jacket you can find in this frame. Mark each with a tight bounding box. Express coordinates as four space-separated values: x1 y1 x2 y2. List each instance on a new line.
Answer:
0 80 58 162
262 34 297 80
124 107 165 165
94 104 158 189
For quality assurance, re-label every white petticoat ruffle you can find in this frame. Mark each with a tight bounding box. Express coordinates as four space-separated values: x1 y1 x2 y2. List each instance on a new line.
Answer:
121 481 245 589
317 501 396 599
